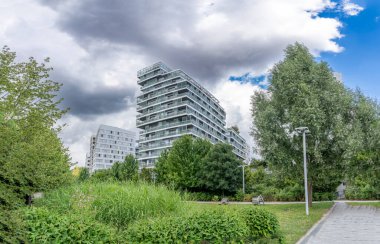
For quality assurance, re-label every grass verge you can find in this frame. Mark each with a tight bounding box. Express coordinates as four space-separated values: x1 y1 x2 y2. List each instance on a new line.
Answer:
188 202 333 244
347 202 380 208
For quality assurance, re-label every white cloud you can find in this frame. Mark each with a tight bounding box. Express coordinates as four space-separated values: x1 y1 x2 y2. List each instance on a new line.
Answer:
341 0 364 16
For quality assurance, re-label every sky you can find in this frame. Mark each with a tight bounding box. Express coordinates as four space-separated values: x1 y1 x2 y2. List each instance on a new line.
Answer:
0 0 378 165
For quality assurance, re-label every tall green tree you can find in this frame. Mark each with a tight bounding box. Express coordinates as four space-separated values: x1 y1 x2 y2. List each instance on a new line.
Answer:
155 135 212 190
0 46 71 209
200 143 242 195
111 154 139 181
251 43 353 205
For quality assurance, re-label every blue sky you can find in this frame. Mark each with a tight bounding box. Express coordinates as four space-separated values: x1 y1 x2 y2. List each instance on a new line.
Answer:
321 0 380 100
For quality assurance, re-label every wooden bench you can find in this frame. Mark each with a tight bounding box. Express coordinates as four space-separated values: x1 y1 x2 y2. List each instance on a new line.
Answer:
252 195 264 205
219 197 229 205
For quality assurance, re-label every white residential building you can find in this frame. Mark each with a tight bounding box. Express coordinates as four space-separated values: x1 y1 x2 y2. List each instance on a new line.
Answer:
85 125 136 172
136 62 249 168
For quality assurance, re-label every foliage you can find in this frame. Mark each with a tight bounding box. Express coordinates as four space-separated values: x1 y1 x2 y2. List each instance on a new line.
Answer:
23 207 118 243
239 207 282 242
0 47 71 210
345 177 379 200
34 182 183 229
155 135 213 190
126 209 248 243
139 167 155 183
251 43 360 200
0 208 26 243
200 143 242 195
78 167 90 182
111 154 139 181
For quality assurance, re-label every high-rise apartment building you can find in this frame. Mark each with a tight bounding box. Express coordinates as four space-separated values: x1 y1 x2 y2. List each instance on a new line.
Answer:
136 62 248 168
85 125 136 172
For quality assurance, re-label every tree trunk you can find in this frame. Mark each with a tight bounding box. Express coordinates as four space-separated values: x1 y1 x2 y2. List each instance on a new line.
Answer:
308 181 312 207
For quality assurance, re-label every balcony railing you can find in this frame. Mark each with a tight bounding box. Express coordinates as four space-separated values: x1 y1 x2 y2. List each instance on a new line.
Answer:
137 109 191 126
137 83 188 103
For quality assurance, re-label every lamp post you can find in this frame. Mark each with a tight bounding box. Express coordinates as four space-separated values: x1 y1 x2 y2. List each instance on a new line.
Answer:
239 164 247 195
295 127 310 216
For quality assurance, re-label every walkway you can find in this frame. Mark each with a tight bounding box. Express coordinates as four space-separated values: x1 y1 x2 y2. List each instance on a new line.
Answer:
300 202 380 244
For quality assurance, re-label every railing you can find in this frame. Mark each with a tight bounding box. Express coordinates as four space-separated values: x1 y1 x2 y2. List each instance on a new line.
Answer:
137 100 190 119
137 62 172 78
140 119 193 134
137 83 189 103
137 109 191 126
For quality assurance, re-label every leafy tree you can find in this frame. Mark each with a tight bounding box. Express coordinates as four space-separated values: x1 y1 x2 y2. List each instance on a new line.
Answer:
251 43 354 205
0 47 71 209
155 135 212 190
140 167 155 183
78 168 90 182
111 154 139 181
200 143 242 195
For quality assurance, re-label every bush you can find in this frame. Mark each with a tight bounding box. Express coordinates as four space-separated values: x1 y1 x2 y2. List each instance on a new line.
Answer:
239 207 282 242
34 182 183 229
346 183 378 200
23 207 118 243
0 209 26 243
126 209 248 243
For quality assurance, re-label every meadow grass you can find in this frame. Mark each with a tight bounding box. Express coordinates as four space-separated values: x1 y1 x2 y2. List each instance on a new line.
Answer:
34 181 183 229
186 202 333 244
347 201 380 208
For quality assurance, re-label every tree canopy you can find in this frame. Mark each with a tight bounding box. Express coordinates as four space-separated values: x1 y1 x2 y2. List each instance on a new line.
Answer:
0 47 71 209
251 43 380 201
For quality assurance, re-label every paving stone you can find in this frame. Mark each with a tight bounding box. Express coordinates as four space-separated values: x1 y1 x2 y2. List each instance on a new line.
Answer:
300 202 380 244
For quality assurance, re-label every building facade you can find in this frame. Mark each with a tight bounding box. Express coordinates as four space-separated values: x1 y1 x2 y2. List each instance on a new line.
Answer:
136 62 248 168
85 125 136 172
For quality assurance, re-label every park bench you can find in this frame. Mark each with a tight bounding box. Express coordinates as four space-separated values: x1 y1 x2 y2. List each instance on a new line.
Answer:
252 195 264 205
220 197 229 205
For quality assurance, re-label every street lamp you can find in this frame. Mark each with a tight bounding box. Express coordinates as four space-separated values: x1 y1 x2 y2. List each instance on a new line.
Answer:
238 164 247 195
295 127 310 216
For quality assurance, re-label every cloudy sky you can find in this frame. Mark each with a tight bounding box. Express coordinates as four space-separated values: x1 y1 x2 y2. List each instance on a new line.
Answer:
1 0 378 165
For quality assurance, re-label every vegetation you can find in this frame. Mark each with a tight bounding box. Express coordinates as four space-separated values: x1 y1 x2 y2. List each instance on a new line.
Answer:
90 155 139 182
191 202 333 243
347 202 380 208
251 43 380 202
0 47 71 242
155 135 243 195
24 207 118 243
26 182 285 243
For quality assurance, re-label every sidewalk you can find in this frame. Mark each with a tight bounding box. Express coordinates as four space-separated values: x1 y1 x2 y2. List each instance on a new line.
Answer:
298 202 380 244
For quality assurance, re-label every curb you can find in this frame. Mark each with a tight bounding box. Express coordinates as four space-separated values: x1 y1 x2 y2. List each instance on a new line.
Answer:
296 202 337 244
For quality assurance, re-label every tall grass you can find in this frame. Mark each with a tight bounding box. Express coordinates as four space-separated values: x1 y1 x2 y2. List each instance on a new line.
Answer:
34 181 183 229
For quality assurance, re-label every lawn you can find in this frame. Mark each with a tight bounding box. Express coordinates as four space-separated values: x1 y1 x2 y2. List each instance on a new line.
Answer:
188 202 333 244
347 202 380 208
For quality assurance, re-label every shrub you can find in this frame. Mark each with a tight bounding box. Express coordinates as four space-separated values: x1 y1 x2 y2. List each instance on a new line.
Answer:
126 209 248 243
239 207 282 242
92 182 182 229
0 208 26 243
34 182 183 229
23 207 118 243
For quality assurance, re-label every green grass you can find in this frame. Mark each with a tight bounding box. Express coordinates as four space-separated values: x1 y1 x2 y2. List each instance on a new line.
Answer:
34 181 183 229
347 202 380 208
187 202 333 244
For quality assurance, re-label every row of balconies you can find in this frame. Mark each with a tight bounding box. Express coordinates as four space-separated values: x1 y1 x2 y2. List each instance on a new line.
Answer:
137 108 189 126
139 70 225 117
137 62 171 78
137 92 225 128
137 82 188 103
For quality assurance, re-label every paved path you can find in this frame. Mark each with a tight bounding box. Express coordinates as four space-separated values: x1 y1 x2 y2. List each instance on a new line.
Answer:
300 202 380 244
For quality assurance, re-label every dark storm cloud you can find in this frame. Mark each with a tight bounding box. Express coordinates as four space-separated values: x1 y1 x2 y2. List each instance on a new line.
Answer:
53 72 135 119
37 0 277 82
38 0 343 83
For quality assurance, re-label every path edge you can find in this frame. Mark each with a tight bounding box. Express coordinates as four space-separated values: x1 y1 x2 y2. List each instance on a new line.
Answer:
296 202 337 244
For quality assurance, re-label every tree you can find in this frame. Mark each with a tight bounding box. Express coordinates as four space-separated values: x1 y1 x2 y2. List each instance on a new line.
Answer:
112 154 139 181
0 47 71 209
199 143 242 195
251 43 354 206
78 168 90 182
140 167 155 183
155 135 212 190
